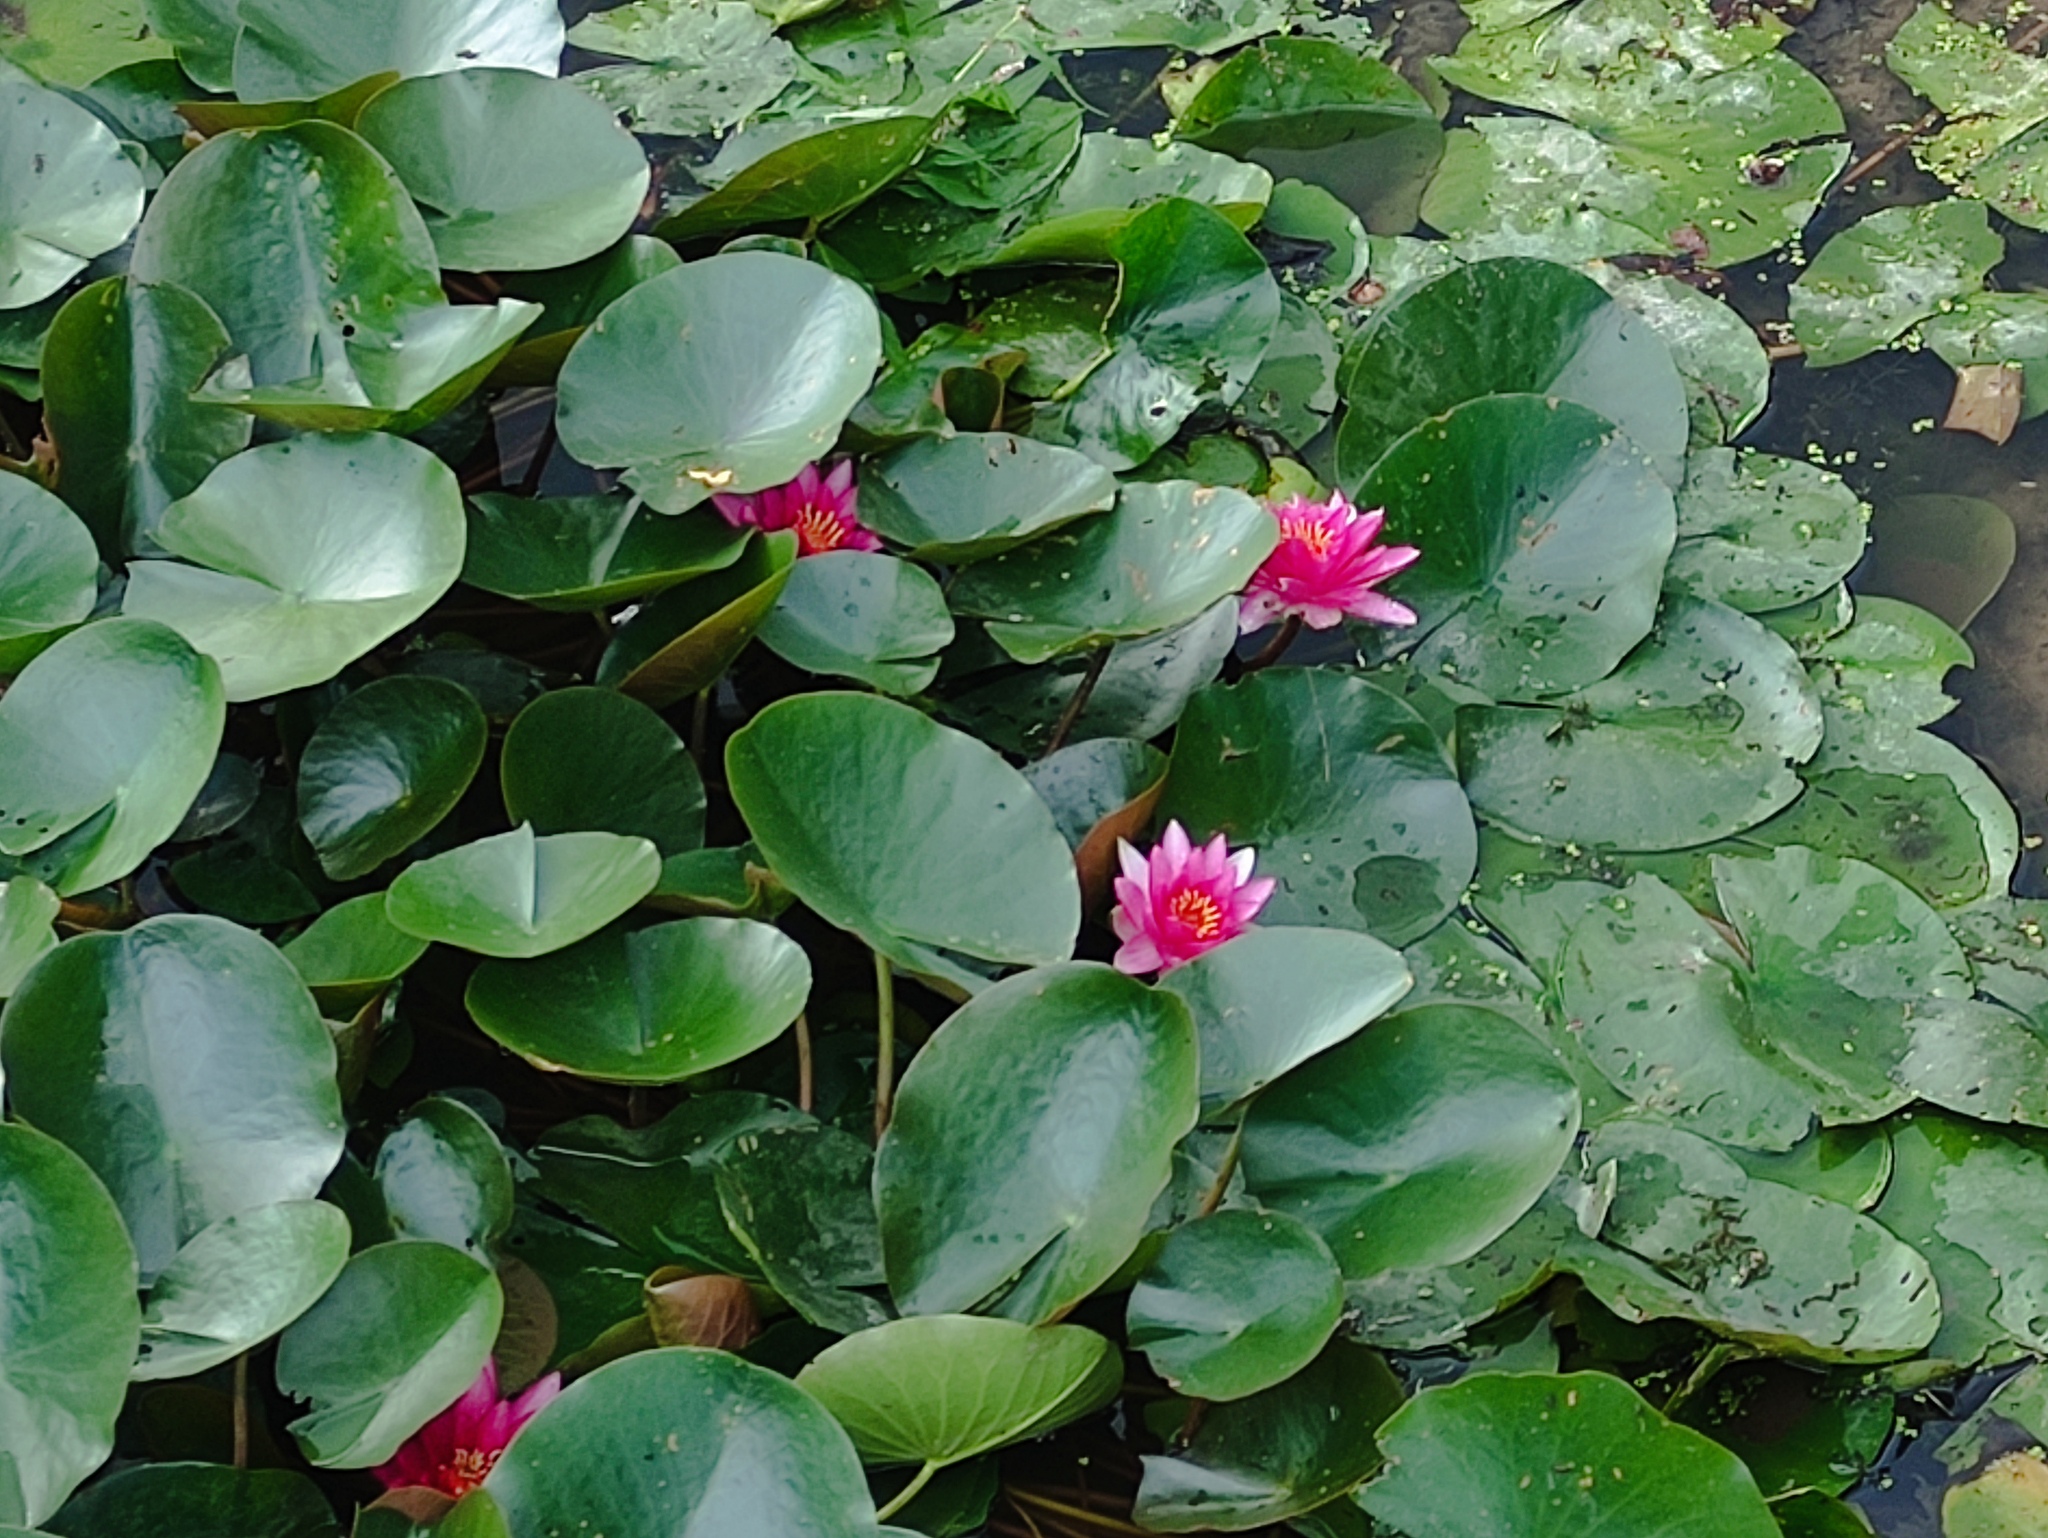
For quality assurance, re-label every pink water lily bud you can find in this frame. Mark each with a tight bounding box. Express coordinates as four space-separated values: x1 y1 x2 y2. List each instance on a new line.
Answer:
374 1358 562 1498
712 459 881 557
1239 490 1420 634
1111 820 1276 976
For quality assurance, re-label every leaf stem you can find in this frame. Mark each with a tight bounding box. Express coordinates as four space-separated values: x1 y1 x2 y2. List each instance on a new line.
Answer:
1041 645 1112 758
1241 615 1302 675
795 1010 814 1114
690 686 713 777
232 1352 250 1470
873 947 898 1143
876 1460 942 1521
1196 1124 1244 1220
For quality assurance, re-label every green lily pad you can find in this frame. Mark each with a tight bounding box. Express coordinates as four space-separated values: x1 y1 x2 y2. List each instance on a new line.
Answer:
501 687 704 857
1893 997 2048 1128
231 0 564 102
133 1200 352 1381
1458 595 1823 850
859 433 1117 563
1127 1209 1343 1402
44 1463 342 1538
726 692 1080 970
875 963 1197 1322
0 61 144 310
386 823 662 960
1887 4 2048 231
797 1315 1119 1467
0 1123 139 1529
567 0 797 138
1033 199 1279 470
0 618 225 896
122 433 468 701
1352 394 1676 700
1158 926 1414 1113
758 552 954 696
0 0 174 86
467 916 809 1084
593 528 797 708
0 473 95 675
1178 38 1443 235
1790 200 2004 369
1337 257 1689 487
1359 1370 1781 1538
296 675 488 880
489 235 681 387
275 1239 502 1468
0 913 344 1278
1598 266 1772 447
1240 1003 1580 1276
1238 291 1340 449
1924 290 2048 422
40 277 254 557
130 122 538 433
282 893 430 1014
556 252 880 515
375 1097 513 1259
654 114 936 245
0 876 57 999
1134 1339 1402 1532
714 1122 887 1334
1159 668 1476 946
950 480 1275 664
1665 449 1868 613
356 68 648 274
1857 493 2016 635
461 495 748 611
486 1348 896 1538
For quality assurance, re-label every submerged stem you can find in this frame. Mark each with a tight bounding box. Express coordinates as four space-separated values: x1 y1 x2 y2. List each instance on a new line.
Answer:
795 1010 814 1114
1241 614 1303 675
232 1353 250 1470
1042 645 1112 758
873 948 898 1143
875 1460 942 1522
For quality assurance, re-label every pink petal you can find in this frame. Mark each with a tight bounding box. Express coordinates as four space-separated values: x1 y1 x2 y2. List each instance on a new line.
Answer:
1117 838 1150 885
1114 935 1164 975
1349 593 1418 627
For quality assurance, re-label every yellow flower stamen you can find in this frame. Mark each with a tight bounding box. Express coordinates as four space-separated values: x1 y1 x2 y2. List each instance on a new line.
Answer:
793 502 847 553
1280 513 1337 559
1167 887 1225 940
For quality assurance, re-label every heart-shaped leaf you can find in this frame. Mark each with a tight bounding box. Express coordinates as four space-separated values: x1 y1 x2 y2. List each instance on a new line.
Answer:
0 618 224 896
385 823 662 959
726 692 1080 970
876 962 1197 1322
275 1239 503 1468
122 433 469 702
0 61 145 310
594 529 798 707
858 433 1117 563
501 686 704 857
297 675 488 880
0 1123 139 1528
231 0 564 102
43 1463 342 1538
466 916 810 1083
0 913 345 1278
485 1348 896 1538
461 495 748 610
1127 1209 1343 1402
1241 1004 1580 1277
133 1200 352 1381
1359 1371 1780 1538
757 551 954 695
0 473 95 674
356 68 648 273
1350 393 1677 700
796 1315 1119 1467
556 251 882 514
1160 668 1476 946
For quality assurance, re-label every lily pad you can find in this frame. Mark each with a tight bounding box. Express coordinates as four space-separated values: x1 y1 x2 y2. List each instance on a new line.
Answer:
556 252 881 515
0 61 144 310
375 1097 512 1259
950 480 1275 665
0 1123 140 1529
714 1122 887 1334
0 473 96 674
0 913 344 1279
462 495 748 611
386 823 662 960
1241 1003 1580 1277
43 1463 343 1538
1665 449 1868 613
0 618 225 895
1351 393 1676 701
274 1239 502 1468
654 114 936 246
467 916 809 1083
231 0 564 102
1127 1209 1343 1402
501 687 704 857
1159 668 1476 946
987 136 1271 270
296 675 488 880
1790 200 2004 369
595 530 798 707
1886 4 2048 231
1359 1370 1781 1538
0 877 57 999
726 692 1080 970
859 433 1117 563
282 896 430 1015
567 0 797 138
1336 257 1689 487
122 433 468 701
133 1200 352 1381
875 963 1197 1322
356 68 648 274
757 552 954 696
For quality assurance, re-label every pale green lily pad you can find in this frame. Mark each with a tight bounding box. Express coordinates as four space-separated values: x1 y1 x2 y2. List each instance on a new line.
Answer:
569 0 796 137
757 552 953 696
1790 200 2004 369
859 433 1117 563
231 0 564 102
385 823 663 960
0 474 95 675
1665 449 1868 613
0 60 145 310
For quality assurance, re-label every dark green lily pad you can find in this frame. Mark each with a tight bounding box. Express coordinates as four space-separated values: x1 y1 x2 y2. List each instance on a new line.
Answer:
501 686 704 857
0 474 95 675
462 495 747 611
654 114 935 245
859 433 1116 563
715 1122 887 1334
757 552 954 696
595 529 798 708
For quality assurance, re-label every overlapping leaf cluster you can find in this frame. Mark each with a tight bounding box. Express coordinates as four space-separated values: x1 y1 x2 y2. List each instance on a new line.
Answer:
0 0 2041 1535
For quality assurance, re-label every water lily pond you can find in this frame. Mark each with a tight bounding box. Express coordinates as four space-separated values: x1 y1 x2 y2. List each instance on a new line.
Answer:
10 0 2048 1534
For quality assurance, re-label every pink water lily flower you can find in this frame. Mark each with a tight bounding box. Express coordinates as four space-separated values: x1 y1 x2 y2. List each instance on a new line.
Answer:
374 1359 561 1498
1112 820 1276 976
1239 490 1420 633
712 460 881 557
